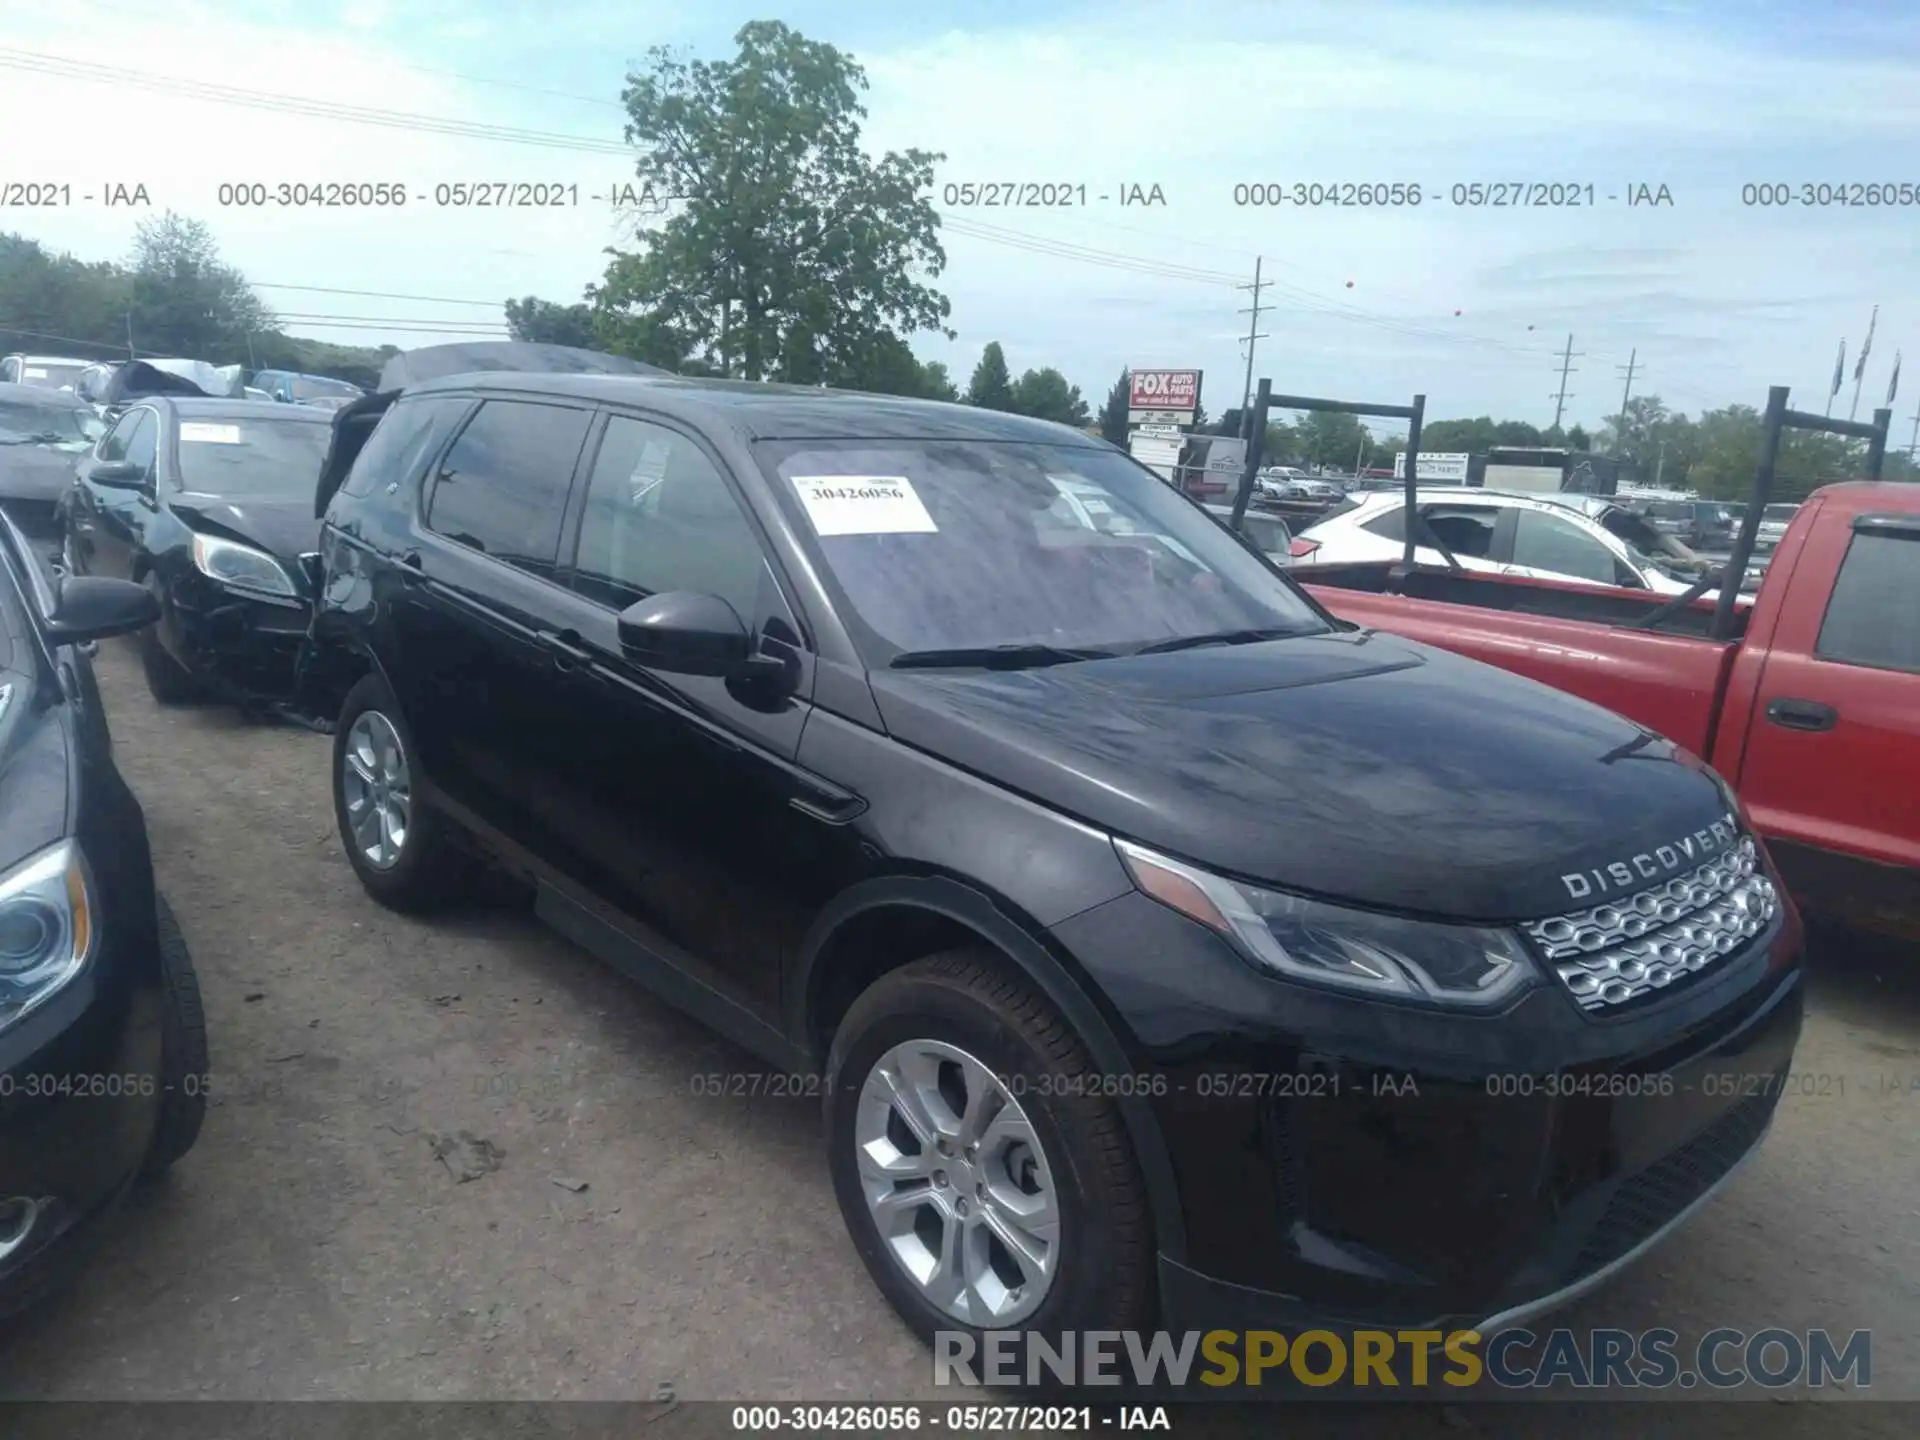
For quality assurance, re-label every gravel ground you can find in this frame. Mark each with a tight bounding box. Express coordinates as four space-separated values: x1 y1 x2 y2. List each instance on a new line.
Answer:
1 641 1915 1435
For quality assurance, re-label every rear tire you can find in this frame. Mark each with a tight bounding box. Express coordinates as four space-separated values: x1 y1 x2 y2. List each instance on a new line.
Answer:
332 673 470 913
824 949 1155 1348
137 577 203 705
141 893 208 1179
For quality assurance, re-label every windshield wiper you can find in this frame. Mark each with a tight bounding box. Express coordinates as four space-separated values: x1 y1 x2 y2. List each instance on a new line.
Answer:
888 643 1120 671
1129 626 1301 656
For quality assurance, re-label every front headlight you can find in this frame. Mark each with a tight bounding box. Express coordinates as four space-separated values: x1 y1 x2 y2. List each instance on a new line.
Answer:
1115 839 1534 1008
192 532 298 598
0 840 96 1033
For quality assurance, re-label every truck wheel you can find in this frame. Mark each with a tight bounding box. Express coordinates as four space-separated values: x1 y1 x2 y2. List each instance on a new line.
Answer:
824 949 1155 1346
136 578 203 705
332 673 469 913
141 893 208 1179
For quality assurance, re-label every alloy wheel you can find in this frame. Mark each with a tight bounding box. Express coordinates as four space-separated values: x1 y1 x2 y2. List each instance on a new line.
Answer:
854 1038 1060 1327
341 710 412 870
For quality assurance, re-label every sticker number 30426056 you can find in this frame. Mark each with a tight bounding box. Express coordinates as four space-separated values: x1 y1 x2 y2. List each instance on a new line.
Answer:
790 475 939 536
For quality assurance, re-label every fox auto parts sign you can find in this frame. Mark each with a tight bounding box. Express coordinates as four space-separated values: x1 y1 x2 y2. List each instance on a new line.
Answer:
1129 369 1201 414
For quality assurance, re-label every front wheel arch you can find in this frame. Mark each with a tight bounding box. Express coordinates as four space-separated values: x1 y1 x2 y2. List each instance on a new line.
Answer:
791 874 1187 1267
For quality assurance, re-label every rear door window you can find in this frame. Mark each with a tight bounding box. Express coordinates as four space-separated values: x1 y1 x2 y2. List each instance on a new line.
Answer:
424 400 593 579
340 395 472 500
1510 508 1623 585
1815 527 1920 673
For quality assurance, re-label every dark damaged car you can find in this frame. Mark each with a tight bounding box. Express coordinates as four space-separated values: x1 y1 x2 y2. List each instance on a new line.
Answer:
0 384 105 559
299 372 1806 1347
0 511 208 1317
62 398 331 710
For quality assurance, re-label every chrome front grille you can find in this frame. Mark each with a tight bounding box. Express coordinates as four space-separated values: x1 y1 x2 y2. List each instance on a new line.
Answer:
1522 836 1779 1012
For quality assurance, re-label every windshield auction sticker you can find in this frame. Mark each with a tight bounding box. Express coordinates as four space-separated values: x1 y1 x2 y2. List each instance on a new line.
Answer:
791 475 938 536
178 422 243 444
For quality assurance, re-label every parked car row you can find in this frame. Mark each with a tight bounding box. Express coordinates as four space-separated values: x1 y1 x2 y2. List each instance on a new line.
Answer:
2 351 364 419
1289 485 1726 597
5 346 1818 1364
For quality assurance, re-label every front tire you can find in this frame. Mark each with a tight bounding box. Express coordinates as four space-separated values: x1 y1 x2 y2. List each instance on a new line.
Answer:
332 673 469 912
824 949 1155 1347
141 894 208 1179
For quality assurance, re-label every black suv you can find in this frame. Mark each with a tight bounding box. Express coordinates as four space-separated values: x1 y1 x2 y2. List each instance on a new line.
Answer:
0 513 208 1317
303 374 1803 1344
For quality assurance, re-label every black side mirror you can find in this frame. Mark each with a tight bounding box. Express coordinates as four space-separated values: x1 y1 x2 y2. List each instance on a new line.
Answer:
616 591 753 677
45 575 159 645
89 460 147 490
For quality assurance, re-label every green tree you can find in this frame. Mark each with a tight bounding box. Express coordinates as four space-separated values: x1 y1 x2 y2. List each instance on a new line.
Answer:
505 296 598 348
592 22 951 384
127 212 274 361
1493 419 1544 447
1599 394 1670 459
1263 421 1299 465
966 341 1015 410
1010 367 1091 427
917 360 959 403
1566 423 1591 451
1098 369 1130 445
1296 409 1366 468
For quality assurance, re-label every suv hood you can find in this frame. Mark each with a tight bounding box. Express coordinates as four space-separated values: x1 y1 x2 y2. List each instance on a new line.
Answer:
868 630 1735 923
173 493 321 562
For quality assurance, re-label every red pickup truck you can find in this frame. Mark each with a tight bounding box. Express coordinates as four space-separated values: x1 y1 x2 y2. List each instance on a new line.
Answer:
1298 481 1920 939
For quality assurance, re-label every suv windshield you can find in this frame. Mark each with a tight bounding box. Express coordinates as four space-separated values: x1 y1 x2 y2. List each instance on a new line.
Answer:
10 360 89 392
759 440 1329 664
176 416 333 497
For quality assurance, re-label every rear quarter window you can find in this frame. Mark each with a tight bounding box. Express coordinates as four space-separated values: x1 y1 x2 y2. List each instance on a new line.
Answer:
1815 528 1920 673
340 395 473 500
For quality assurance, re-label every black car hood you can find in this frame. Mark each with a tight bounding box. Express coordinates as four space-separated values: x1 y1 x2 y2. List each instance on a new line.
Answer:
867 630 1734 923
0 663 69 872
172 493 321 562
0 442 77 502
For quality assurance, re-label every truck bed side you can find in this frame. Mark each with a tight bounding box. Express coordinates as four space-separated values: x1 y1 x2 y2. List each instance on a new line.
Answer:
1300 571 1741 758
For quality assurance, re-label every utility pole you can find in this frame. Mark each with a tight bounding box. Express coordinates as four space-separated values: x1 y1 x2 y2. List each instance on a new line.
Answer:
1612 348 1638 454
1549 334 1581 429
1236 256 1270 435
125 312 136 359
1654 439 1667 489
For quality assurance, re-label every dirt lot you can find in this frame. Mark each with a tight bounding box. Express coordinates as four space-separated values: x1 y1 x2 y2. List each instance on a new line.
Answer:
1 640 1916 1434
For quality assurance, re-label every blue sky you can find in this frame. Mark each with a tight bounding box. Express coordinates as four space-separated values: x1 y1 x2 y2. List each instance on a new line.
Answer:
5 0 1918 435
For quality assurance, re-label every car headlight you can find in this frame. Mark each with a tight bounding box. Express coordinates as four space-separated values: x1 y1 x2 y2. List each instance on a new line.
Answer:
192 532 298 598
0 840 95 1033
1115 839 1534 1008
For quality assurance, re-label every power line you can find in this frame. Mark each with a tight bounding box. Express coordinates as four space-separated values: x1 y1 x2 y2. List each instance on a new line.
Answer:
1550 334 1581 429
251 282 504 307
0 47 636 154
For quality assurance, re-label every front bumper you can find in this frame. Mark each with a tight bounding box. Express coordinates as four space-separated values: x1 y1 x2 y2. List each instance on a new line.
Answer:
0 929 166 1319
160 573 313 703
1051 884 1805 1332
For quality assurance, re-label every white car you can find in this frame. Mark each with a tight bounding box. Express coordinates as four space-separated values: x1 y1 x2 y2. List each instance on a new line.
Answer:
0 354 92 392
1292 487 1720 596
